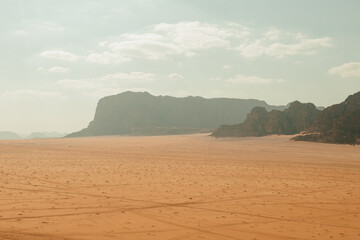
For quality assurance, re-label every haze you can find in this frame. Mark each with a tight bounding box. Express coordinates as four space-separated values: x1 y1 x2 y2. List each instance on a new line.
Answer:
0 0 359 133
1 2 360 239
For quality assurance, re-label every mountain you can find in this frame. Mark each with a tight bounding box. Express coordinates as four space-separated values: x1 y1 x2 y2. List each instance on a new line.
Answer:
67 91 286 137
293 91 360 144
26 132 67 139
0 131 67 140
212 101 320 137
0 131 21 140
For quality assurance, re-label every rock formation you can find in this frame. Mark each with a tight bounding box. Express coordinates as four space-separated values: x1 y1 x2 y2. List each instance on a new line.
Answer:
212 101 320 137
67 91 286 137
293 91 360 144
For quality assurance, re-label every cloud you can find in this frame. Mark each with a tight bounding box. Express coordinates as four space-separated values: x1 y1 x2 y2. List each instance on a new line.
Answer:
56 79 98 89
328 62 360 78
56 72 156 96
264 28 282 41
3 89 65 100
87 21 250 64
101 72 155 83
222 65 232 69
87 22 331 64
13 30 26 36
23 20 64 32
12 20 64 36
153 21 245 51
168 73 184 80
40 49 79 62
48 66 69 73
86 52 130 64
38 66 69 73
237 28 332 58
226 74 284 84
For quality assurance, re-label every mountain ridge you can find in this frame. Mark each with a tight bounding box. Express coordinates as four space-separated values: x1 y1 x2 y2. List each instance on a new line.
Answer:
67 91 287 137
211 101 320 137
0 131 66 140
293 91 360 144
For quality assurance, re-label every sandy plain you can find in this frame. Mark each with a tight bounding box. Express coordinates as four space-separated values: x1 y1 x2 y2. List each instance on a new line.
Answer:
0 134 359 240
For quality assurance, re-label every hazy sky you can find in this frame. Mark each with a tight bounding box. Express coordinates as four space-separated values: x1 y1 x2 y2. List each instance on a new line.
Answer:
1 0 359 133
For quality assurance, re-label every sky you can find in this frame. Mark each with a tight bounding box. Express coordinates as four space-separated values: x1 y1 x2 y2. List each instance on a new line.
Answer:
0 0 359 133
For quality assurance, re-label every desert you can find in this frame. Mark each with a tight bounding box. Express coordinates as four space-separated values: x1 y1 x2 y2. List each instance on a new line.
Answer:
2 1 360 239
0 134 359 240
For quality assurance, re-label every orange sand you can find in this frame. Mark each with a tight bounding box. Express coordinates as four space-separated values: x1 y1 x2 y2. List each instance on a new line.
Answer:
0 134 359 240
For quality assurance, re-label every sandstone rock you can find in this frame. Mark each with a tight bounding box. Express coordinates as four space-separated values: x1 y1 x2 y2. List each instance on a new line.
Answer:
67 91 285 137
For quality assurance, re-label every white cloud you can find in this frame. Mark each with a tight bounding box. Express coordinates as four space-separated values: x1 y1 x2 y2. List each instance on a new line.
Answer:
222 65 232 69
237 28 332 58
24 20 64 32
87 21 250 63
3 89 64 100
12 20 64 36
13 30 26 36
99 33 181 61
328 62 360 78
101 72 155 83
35 22 331 67
154 22 235 51
238 40 264 58
87 22 331 63
168 73 184 80
264 28 282 41
40 49 79 62
226 74 284 84
38 66 69 73
57 79 98 89
48 66 69 73
57 72 156 95
86 52 130 64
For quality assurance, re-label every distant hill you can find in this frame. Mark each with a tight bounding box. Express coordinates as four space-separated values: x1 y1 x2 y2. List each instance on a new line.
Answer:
293 91 360 144
0 131 21 140
0 131 66 140
212 101 320 137
67 91 286 137
26 132 67 139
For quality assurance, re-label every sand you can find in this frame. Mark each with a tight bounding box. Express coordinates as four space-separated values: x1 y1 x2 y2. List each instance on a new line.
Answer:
0 134 359 240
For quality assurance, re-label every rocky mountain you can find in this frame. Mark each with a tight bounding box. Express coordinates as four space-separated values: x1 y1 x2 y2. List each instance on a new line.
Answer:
293 91 360 144
67 91 286 137
212 101 320 137
0 131 21 140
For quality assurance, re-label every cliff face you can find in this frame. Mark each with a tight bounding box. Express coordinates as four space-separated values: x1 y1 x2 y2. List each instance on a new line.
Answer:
67 91 285 137
212 101 320 137
283 101 320 133
293 91 360 144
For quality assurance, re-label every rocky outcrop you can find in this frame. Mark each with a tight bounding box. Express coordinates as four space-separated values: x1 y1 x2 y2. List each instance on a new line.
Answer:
67 91 286 137
212 101 320 137
293 91 360 144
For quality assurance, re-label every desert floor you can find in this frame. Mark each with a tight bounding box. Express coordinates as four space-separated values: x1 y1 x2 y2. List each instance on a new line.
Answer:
0 134 359 240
